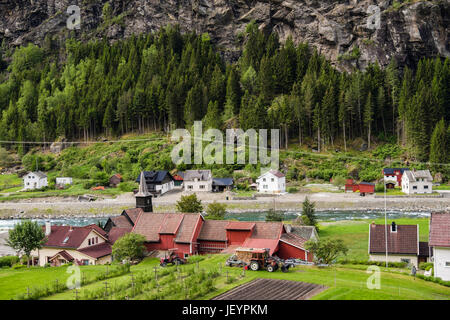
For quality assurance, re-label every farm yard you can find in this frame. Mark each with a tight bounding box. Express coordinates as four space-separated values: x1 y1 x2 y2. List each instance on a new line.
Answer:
1 254 449 301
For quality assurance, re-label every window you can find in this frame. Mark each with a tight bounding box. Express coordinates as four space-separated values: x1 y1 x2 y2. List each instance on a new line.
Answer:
445 262 450 267
88 239 91 245
271 178 274 182
184 254 189 259
263 185 268 189
63 236 69 244
413 186 417 190
200 185 205 189
263 178 266 182
82 260 89 266
188 185 193 190
401 258 411 264
96 237 98 244
424 185 429 189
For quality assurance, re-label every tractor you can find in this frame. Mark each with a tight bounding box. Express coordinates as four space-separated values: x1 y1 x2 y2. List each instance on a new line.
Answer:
160 250 186 267
225 248 291 272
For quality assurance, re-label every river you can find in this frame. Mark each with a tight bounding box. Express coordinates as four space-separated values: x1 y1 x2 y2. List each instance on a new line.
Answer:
0 209 431 231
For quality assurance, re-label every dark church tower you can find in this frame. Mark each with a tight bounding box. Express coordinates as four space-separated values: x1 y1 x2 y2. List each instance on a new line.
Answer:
135 171 153 212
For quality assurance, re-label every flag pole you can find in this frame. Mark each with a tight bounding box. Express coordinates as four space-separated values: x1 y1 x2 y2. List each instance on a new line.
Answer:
384 180 388 268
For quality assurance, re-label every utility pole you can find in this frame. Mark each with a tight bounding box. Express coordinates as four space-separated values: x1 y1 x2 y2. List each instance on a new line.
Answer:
384 181 388 268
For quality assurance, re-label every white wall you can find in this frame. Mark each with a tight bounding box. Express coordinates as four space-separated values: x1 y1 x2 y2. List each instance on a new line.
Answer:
156 181 174 195
402 175 433 194
257 173 285 193
369 254 419 268
433 247 450 281
184 179 212 192
23 174 48 190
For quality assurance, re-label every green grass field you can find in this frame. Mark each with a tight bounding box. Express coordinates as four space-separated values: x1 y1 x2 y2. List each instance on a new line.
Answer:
318 218 430 260
1 255 448 300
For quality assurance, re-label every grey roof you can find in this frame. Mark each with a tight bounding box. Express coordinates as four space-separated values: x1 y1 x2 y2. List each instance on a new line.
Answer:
213 178 234 186
136 171 173 184
288 226 317 240
28 171 47 179
404 170 433 182
184 170 212 182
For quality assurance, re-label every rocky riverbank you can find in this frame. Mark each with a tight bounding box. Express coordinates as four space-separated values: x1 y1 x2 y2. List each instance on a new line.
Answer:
0 191 448 219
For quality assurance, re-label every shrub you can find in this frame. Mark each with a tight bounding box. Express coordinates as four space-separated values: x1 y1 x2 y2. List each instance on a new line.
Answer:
0 255 20 267
205 202 227 220
287 187 298 193
118 181 137 192
12 264 26 270
419 262 433 271
416 274 450 287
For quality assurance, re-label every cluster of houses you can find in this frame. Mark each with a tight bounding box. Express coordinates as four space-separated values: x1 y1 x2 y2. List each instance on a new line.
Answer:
29 172 450 282
383 168 434 194
135 169 286 196
368 213 450 281
31 173 314 266
21 169 287 195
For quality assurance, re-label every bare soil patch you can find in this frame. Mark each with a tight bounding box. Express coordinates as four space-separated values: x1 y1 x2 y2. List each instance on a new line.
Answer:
212 278 327 300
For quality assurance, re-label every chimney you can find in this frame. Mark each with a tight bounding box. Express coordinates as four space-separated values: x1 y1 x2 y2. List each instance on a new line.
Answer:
391 221 397 232
45 221 51 236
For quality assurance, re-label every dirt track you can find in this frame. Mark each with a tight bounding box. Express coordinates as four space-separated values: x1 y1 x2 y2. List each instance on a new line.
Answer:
212 278 327 300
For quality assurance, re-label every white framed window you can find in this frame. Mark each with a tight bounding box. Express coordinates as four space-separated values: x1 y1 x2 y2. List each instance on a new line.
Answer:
271 178 274 182
199 185 205 189
445 262 450 267
188 185 193 190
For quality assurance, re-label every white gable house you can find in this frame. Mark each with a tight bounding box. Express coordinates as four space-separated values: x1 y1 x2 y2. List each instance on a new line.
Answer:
256 170 286 194
183 170 213 192
23 172 48 190
401 170 433 194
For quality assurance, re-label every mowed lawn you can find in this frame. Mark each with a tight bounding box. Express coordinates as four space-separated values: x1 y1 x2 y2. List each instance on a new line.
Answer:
1 255 448 300
0 264 116 300
318 218 430 260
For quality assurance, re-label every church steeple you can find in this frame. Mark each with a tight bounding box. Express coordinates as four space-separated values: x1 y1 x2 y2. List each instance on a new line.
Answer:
135 171 153 212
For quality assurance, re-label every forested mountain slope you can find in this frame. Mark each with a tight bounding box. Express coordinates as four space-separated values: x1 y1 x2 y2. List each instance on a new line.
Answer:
0 25 448 168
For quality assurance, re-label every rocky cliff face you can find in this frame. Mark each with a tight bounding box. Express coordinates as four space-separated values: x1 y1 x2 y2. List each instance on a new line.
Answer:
0 0 448 71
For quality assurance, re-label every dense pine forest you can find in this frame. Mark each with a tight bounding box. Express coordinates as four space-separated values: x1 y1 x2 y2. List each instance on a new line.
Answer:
0 23 449 165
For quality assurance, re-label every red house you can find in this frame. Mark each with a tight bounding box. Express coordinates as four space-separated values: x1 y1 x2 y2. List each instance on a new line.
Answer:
344 179 375 194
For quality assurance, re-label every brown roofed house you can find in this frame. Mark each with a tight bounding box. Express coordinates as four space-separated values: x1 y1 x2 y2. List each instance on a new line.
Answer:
368 221 426 267
32 222 112 267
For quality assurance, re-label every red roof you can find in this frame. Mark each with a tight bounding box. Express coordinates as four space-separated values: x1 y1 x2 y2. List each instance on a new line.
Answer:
123 208 143 224
198 220 229 241
176 214 202 244
49 250 74 262
369 224 418 255
159 214 184 234
78 242 112 259
108 227 132 244
132 212 203 244
44 225 107 249
242 238 279 255
226 221 255 231
109 215 134 229
280 233 308 250
429 212 450 247
252 222 284 239
173 175 184 181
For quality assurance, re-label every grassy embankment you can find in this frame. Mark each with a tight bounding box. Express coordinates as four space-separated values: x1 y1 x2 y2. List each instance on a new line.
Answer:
2 131 447 202
0 254 448 300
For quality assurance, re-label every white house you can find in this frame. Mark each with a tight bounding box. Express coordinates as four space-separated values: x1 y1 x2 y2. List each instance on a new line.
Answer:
401 169 433 194
23 171 48 190
429 212 450 281
55 177 73 186
256 170 286 194
136 171 175 197
183 170 213 192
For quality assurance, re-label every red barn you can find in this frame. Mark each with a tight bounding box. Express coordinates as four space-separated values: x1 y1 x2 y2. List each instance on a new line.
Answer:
358 182 375 194
132 212 204 259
